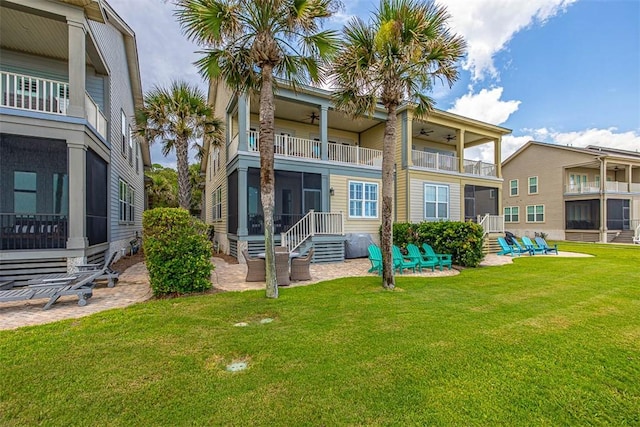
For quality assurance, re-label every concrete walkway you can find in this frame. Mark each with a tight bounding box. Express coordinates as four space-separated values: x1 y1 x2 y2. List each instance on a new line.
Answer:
1 252 586 331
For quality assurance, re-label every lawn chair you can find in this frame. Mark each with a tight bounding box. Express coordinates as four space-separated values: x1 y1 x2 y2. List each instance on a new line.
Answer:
405 244 437 272
512 238 534 255
392 245 418 274
242 249 265 282
521 236 546 255
367 244 383 275
291 248 314 281
77 251 119 287
534 237 559 255
497 237 520 257
421 243 453 271
0 270 102 310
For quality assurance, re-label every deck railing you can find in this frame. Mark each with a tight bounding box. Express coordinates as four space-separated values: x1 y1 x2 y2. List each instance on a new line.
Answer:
280 210 344 252
1 71 69 114
564 182 600 194
0 213 67 250
85 92 107 138
463 159 496 177
478 214 504 236
411 151 458 172
564 181 640 194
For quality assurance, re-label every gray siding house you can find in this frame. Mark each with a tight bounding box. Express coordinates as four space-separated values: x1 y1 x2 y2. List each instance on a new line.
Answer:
0 0 151 281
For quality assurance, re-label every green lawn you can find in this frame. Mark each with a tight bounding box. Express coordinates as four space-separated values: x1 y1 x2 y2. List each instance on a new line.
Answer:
1 242 639 425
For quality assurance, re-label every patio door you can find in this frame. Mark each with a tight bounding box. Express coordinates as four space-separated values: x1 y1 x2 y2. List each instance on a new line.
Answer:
303 189 321 213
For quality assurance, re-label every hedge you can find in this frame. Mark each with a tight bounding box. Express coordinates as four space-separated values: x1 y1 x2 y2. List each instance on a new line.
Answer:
392 221 485 267
143 208 213 296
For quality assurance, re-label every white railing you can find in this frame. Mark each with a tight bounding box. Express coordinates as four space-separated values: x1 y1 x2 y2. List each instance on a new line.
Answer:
605 181 630 192
1 71 68 114
565 182 600 194
245 131 383 167
565 181 640 194
229 133 240 160
478 214 504 236
463 159 496 177
84 92 106 138
280 210 344 252
412 150 458 172
631 183 640 193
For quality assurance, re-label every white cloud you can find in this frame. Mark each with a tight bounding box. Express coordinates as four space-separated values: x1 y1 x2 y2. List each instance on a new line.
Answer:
440 0 577 81
449 87 520 125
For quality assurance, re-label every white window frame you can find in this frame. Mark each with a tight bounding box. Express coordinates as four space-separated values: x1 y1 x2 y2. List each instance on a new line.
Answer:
424 183 449 221
119 179 135 223
212 186 222 221
120 110 127 157
504 206 519 223
128 125 134 166
526 204 545 223
509 179 519 196
348 181 378 219
528 176 538 194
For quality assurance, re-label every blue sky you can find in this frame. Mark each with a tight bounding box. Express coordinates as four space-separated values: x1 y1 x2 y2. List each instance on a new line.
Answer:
108 0 640 167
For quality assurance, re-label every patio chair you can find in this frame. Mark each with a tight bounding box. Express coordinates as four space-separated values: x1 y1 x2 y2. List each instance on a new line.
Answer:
77 251 119 287
367 244 383 275
405 244 437 272
242 249 265 282
421 243 453 271
291 248 314 281
497 237 520 257
275 251 291 286
392 245 418 274
521 236 546 255
0 270 102 310
512 238 534 256
534 237 559 255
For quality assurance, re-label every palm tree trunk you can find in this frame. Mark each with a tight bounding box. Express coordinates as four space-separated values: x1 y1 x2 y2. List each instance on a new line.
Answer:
259 64 278 298
381 104 397 290
176 136 192 210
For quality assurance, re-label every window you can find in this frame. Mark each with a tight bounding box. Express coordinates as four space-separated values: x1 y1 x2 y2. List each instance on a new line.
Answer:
569 174 587 191
52 173 68 215
119 179 135 223
528 176 538 194
135 143 140 174
504 206 519 223
509 179 518 196
212 148 220 175
14 171 37 213
527 205 544 222
212 186 222 220
120 110 127 156
424 184 449 220
128 126 134 166
349 181 378 218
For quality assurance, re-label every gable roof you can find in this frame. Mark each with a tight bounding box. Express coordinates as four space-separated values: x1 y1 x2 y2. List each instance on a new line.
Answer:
503 141 640 167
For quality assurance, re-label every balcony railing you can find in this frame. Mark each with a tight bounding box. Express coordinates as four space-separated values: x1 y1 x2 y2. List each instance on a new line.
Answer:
245 131 383 167
412 150 458 172
463 159 496 177
85 92 107 137
0 213 67 250
280 210 344 252
565 181 640 194
1 71 69 114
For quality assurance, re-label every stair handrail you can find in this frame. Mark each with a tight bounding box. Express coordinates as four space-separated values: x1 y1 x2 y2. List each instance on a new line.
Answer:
477 214 504 237
281 210 344 252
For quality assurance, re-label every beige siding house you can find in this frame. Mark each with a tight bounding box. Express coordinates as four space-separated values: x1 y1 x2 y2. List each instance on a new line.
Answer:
502 142 640 243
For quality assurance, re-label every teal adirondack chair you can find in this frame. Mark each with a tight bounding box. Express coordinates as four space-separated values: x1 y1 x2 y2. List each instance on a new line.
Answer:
521 236 545 255
392 245 418 274
421 243 453 271
367 244 383 275
535 237 559 255
512 238 534 255
406 244 437 272
497 237 520 257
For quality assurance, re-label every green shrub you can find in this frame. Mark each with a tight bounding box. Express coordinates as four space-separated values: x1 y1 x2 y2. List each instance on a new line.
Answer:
143 208 213 296
392 221 485 267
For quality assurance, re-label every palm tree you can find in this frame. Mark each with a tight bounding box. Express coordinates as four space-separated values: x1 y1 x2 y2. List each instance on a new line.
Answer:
331 0 466 289
136 80 223 210
175 0 340 299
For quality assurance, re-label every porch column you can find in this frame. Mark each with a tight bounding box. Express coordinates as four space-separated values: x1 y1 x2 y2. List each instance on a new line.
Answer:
600 158 607 242
237 166 248 236
627 164 633 191
237 93 249 151
67 19 86 118
401 111 412 167
457 129 465 173
494 137 502 178
322 172 330 211
67 142 88 250
320 105 328 161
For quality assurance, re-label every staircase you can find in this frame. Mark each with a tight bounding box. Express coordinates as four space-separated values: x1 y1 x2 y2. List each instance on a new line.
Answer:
611 229 635 244
483 233 503 254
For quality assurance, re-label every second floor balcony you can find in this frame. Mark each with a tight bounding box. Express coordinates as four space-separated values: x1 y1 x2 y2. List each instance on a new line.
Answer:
411 150 497 177
1 71 107 139
565 181 640 195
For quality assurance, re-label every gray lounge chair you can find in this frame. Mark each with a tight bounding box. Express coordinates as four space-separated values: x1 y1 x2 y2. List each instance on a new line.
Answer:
77 251 119 287
0 270 102 309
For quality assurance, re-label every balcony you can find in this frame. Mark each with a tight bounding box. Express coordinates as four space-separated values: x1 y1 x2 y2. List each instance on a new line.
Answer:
565 181 640 194
233 131 383 168
1 71 106 139
411 150 497 177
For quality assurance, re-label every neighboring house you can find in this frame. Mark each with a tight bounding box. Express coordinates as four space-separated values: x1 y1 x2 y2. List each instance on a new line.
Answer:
501 141 640 243
0 0 151 281
201 81 510 262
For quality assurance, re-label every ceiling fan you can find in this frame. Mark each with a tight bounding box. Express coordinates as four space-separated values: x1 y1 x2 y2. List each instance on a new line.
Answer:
419 128 433 136
306 111 320 124
444 134 456 142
